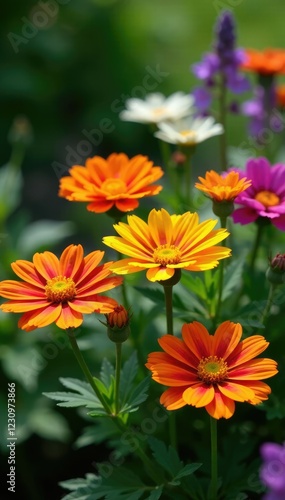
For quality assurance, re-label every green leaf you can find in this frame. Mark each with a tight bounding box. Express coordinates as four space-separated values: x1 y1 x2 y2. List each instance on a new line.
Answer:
60 467 160 500
148 436 183 477
43 377 108 414
100 358 115 388
119 351 138 405
222 252 246 301
120 376 150 413
180 273 207 300
16 219 75 255
173 463 202 480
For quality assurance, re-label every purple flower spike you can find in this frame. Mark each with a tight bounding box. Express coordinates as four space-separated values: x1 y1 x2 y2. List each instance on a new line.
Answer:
215 10 235 62
190 10 250 116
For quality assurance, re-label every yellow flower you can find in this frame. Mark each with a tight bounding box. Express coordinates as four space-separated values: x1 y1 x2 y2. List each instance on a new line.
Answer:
103 208 231 282
195 170 252 202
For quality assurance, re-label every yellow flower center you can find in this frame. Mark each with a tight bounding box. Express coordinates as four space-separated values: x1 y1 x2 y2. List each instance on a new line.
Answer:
153 244 181 266
179 129 197 144
255 190 280 207
45 276 77 303
197 355 228 384
102 178 126 196
152 107 166 116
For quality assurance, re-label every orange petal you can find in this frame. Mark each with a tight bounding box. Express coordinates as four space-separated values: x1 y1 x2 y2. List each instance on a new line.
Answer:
87 200 114 213
59 244 84 278
158 335 199 369
183 382 215 407
33 251 60 280
146 266 174 282
228 358 278 380
160 387 187 410
115 199 139 212
217 381 255 402
212 321 242 359
0 281 45 299
182 322 212 360
227 335 270 367
205 389 235 419
11 260 45 287
56 304 83 329
18 304 62 331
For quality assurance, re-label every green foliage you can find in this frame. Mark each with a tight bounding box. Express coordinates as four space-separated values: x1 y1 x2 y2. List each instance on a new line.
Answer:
60 469 164 500
148 436 202 486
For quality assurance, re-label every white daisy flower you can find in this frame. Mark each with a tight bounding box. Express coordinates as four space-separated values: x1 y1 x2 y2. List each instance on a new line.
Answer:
119 92 195 124
154 115 224 145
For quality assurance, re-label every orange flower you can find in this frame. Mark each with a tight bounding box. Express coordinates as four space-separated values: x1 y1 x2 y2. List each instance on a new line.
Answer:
0 245 122 331
146 321 278 419
195 170 252 202
241 49 285 76
59 153 163 214
103 208 231 282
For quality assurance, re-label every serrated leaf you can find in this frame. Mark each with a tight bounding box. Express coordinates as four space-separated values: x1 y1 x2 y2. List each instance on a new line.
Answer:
173 463 202 480
100 358 115 388
148 437 183 477
43 377 108 413
180 273 207 300
119 351 138 405
120 376 150 413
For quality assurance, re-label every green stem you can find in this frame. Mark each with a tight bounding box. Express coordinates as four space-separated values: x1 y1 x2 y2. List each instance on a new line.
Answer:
67 330 164 485
262 284 276 324
214 217 227 326
209 417 218 500
249 222 264 274
115 342 122 414
162 284 177 449
163 284 174 335
67 329 111 414
218 76 227 171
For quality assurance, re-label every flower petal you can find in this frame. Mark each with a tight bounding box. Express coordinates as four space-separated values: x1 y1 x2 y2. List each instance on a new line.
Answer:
183 382 215 407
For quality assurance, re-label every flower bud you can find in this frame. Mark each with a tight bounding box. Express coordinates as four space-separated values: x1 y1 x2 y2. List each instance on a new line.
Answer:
106 305 131 343
266 253 285 285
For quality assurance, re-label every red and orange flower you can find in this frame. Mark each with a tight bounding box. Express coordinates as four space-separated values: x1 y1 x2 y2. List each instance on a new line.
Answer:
241 48 285 76
58 153 163 214
146 321 278 419
0 244 122 331
195 170 251 202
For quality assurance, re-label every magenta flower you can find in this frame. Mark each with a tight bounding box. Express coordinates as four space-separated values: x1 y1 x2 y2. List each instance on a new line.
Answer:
231 158 285 230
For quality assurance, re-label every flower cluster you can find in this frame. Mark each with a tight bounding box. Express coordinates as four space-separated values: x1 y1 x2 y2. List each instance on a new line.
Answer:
191 10 250 114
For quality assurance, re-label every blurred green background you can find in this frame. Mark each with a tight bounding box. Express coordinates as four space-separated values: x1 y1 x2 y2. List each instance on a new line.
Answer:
1 1 285 499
